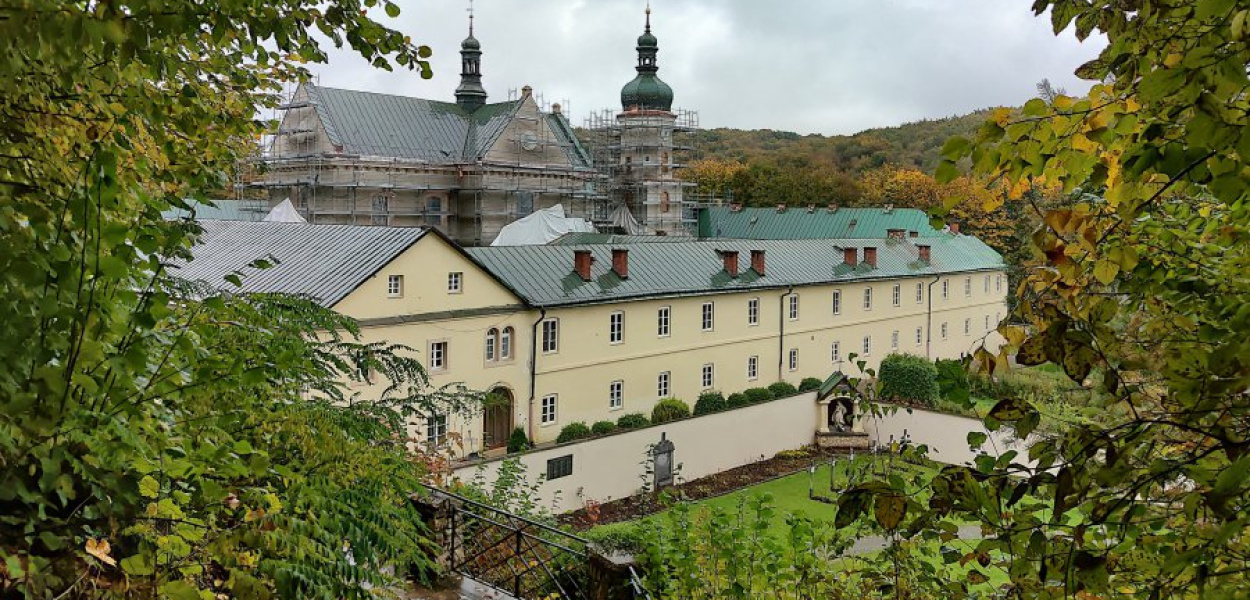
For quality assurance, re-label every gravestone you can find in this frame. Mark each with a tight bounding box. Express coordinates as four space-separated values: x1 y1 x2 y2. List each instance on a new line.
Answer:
653 433 675 489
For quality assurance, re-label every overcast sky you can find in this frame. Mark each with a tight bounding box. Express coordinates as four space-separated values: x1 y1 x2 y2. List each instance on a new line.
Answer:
304 0 1105 136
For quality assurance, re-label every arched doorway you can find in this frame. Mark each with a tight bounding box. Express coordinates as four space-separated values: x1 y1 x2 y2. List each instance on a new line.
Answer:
483 387 514 451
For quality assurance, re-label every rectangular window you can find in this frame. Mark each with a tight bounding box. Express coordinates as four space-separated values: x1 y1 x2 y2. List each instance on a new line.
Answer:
541 319 559 353
916 282 924 303
984 274 991 293
701 363 714 389
996 275 1003 292
941 322 949 339
942 280 949 299
540 394 557 425
863 287 873 310
546 455 573 480
747 298 760 326
747 356 759 381
657 306 671 337
832 290 842 315
788 295 800 321
985 315 991 330
862 335 872 356
609 311 624 344
428 341 448 371
426 414 447 447
701 302 714 331
916 326 924 346
965 318 972 335
831 341 841 363
891 330 899 349
788 348 799 371
892 284 901 307
965 277 972 297
387 274 404 298
609 380 623 410
448 272 463 294
657 371 670 397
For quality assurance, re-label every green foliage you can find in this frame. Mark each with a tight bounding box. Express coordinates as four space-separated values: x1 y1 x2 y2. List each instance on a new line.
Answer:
583 525 645 556
878 353 940 406
692 391 728 415
506 427 531 453
768 381 799 397
556 422 592 444
590 420 617 436
798 377 824 392
725 392 750 408
743 387 774 404
650 398 691 424
616 412 650 429
933 358 971 406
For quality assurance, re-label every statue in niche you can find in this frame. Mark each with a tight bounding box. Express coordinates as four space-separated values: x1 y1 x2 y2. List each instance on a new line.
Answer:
829 397 855 433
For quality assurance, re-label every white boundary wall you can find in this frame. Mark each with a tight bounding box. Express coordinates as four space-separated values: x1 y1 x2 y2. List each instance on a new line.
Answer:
864 406 1027 467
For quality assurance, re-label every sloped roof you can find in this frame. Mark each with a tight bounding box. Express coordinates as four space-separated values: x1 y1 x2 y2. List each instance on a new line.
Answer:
545 112 593 168
547 232 693 245
162 199 265 222
173 221 427 307
698 207 944 240
465 235 1003 307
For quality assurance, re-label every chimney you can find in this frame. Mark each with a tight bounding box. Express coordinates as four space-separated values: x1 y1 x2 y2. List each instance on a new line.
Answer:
574 250 594 281
887 228 906 241
611 248 629 279
807 204 816 213
827 203 839 213
720 250 740 278
917 244 931 264
843 247 858 267
776 204 787 213
551 102 562 114
864 246 878 268
521 85 533 98
949 221 961 234
909 230 919 238
750 250 766 276
729 203 743 213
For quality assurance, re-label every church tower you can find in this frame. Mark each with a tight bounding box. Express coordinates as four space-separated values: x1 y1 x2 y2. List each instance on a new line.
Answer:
455 13 487 111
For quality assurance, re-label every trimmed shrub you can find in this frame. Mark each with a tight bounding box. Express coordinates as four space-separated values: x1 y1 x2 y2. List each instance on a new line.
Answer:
591 420 617 436
693 391 728 415
798 377 823 392
584 525 645 555
726 392 749 408
879 353 940 406
768 381 799 397
743 387 773 404
616 412 650 429
556 422 592 444
651 398 691 423
935 358 971 402
506 427 530 453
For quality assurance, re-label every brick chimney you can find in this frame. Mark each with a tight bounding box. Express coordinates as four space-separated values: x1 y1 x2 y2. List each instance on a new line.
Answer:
720 250 740 278
949 221 961 234
750 250 766 276
807 204 816 213
864 246 878 268
776 204 787 214
573 250 594 281
917 244 931 264
827 203 839 213
843 247 858 267
887 228 906 241
909 230 919 238
611 248 629 279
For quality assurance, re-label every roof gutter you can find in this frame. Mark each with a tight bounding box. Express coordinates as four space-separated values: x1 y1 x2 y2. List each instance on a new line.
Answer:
778 285 793 381
527 308 547 443
926 274 941 360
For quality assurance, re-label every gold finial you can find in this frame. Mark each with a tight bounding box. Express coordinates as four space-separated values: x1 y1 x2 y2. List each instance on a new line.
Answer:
645 1 651 31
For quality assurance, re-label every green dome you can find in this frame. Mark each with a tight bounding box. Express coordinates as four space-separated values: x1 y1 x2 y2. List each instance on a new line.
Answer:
637 31 657 48
461 34 480 50
621 74 673 111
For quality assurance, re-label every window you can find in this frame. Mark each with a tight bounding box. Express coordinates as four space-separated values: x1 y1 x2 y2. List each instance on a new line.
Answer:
832 290 842 315
942 280 949 299
747 356 759 380
965 318 972 336
659 190 670 213
863 287 873 310
657 371 671 397
788 295 800 321
500 327 513 360
701 363 714 389
701 302 715 331
831 341 841 363
546 455 573 480
984 275 991 293
941 322 949 339
426 196 442 214
540 394 557 425
485 328 498 362
448 272 463 294
429 341 448 371
892 284 901 307
916 326 924 346
541 319 559 353
747 298 760 326
965 277 972 297
891 330 899 349
996 311 1002 324
788 348 799 371
657 306 671 337
862 335 872 356
996 275 1003 292
985 315 991 330
609 311 624 344
609 380 623 410
387 274 403 298
916 282 924 303
425 414 447 447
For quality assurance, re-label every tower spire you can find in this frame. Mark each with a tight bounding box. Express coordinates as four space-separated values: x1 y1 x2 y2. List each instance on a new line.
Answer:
645 2 651 32
455 0 487 111
620 3 672 111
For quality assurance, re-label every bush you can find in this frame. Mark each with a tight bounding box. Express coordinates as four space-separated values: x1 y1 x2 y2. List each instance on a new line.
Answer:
768 381 799 397
591 420 617 436
616 412 650 429
651 398 691 423
726 392 749 408
506 427 530 453
584 525 645 555
693 391 728 415
935 358 971 402
744 387 774 404
556 422 592 444
798 377 823 392
879 353 940 406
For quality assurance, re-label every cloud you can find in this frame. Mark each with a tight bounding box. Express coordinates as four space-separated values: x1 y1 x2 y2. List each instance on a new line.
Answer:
304 0 1104 135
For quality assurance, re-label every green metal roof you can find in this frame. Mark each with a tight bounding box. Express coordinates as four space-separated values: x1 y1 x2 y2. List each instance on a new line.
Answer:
698 207 945 240
162 200 265 222
547 232 694 245
465 235 1003 308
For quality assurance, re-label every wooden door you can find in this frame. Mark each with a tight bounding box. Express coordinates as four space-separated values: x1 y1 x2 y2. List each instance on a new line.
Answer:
483 389 512 450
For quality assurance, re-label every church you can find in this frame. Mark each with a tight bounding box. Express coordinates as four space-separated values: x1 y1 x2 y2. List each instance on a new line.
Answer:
253 7 694 245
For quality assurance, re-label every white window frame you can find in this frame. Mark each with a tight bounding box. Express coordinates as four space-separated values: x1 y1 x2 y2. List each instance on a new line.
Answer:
448 271 463 294
747 356 759 381
387 274 404 298
701 363 714 389
891 330 899 349
831 341 841 363
965 318 972 336
862 335 872 356
916 282 924 303
609 311 624 345
428 340 448 372
965 277 972 297
657 306 671 337
986 315 991 330
942 280 949 299
609 380 624 410
788 294 800 321
426 414 448 447
540 394 558 426
747 297 760 326
541 318 559 354
788 348 799 371
916 326 924 346
892 284 901 307
984 274 991 293
701 302 715 332
485 329 498 362
941 322 949 339
863 287 873 310
832 290 842 315
996 275 1003 292
500 327 513 360
657 371 671 398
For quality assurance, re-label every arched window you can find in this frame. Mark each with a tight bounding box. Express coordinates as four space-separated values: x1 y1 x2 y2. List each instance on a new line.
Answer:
485 328 498 361
659 191 670 213
500 327 514 360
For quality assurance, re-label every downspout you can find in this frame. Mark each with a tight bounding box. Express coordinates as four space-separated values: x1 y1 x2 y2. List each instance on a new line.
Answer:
926 275 941 360
527 308 547 442
778 285 793 381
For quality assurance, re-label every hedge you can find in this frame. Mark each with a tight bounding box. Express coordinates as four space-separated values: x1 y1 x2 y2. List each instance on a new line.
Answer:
768 381 799 397
651 398 691 423
798 377 823 392
556 422 592 444
693 391 728 415
616 412 650 429
726 392 749 408
506 427 530 453
879 353 940 406
743 387 773 404
935 358 970 403
590 420 617 435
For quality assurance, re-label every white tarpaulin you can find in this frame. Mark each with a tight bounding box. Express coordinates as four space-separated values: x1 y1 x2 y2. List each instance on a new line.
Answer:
608 203 645 235
490 204 596 246
263 198 307 223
